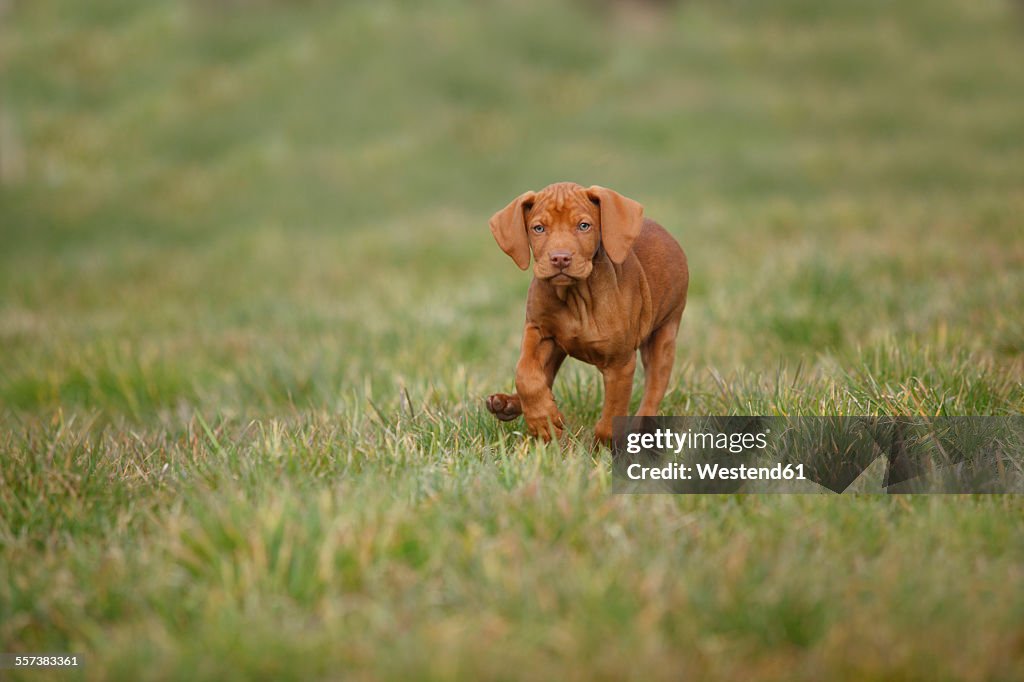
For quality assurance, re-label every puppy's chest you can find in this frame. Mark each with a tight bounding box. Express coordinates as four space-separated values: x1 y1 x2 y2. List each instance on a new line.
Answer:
544 305 630 365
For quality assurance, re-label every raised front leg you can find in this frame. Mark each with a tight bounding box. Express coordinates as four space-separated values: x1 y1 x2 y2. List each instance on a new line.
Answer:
513 324 566 441
487 344 566 422
594 355 637 444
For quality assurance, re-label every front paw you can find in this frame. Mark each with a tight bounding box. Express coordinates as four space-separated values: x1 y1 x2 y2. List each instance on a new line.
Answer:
486 393 522 422
525 410 565 442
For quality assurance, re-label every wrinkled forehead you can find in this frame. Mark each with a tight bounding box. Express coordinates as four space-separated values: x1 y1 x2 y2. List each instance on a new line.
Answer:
527 184 597 224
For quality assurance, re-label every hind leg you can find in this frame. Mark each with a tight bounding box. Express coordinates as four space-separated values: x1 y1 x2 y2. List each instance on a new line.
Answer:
637 313 682 416
486 346 566 422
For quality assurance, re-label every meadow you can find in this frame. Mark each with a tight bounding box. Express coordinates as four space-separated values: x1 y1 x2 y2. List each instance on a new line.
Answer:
2 0 1024 679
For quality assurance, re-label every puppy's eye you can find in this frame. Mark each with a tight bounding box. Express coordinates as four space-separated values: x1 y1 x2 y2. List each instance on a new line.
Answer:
531 225 545 234
578 222 592 232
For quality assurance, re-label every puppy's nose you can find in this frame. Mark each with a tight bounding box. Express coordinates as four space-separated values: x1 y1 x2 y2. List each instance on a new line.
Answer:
549 251 572 270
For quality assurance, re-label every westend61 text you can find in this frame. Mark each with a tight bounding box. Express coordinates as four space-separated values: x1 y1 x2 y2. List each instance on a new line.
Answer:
626 462 807 481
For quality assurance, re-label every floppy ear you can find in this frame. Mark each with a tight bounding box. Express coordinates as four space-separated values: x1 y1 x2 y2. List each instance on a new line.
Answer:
489 191 536 270
586 185 644 264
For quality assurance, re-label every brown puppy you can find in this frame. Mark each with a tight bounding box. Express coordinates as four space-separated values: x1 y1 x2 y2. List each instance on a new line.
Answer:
485 182 689 443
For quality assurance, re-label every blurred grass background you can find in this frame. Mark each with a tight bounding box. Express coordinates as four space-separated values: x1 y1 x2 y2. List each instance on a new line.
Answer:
2 0 1024 679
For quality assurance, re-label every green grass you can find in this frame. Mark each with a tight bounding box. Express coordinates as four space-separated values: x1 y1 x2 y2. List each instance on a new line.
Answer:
2 0 1024 679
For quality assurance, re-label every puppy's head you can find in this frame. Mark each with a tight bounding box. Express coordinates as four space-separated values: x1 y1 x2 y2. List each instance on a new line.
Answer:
489 182 644 284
